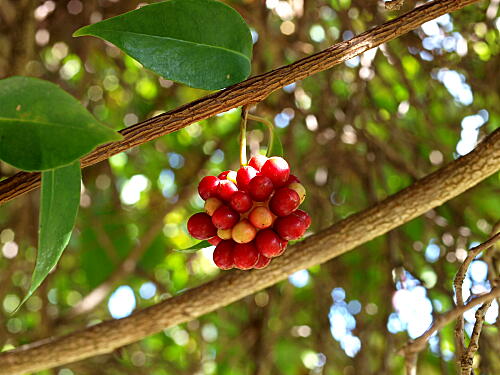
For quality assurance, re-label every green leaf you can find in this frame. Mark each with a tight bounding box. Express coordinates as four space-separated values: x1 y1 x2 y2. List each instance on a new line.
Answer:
73 0 252 90
20 161 81 308
0 76 121 171
175 240 212 253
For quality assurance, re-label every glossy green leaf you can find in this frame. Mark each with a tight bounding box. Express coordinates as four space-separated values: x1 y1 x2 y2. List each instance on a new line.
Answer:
0 76 121 171
175 240 212 253
74 0 252 90
20 161 81 307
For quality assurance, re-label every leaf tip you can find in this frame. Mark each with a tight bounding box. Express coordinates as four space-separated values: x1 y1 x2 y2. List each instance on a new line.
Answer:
73 26 89 38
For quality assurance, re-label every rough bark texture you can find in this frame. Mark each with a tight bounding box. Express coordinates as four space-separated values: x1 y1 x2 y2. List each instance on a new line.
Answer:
0 125 498 375
0 0 480 205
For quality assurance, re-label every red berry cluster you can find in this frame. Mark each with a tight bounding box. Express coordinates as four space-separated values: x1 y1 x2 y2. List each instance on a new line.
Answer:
187 155 311 270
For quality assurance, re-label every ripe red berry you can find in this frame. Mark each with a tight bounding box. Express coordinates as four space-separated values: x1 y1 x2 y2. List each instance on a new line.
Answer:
198 176 220 200
269 187 300 216
292 209 311 229
233 242 259 269
187 212 217 240
255 229 284 258
232 219 257 243
261 157 290 187
254 254 271 269
208 236 222 246
248 154 268 171
274 214 307 240
249 206 274 229
229 191 253 213
204 197 223 216
217 180 238 201
286 174 300 185
248 175 274 202
236 166 258 191
218 171 230 179
212 205 239 230
213 240 234 270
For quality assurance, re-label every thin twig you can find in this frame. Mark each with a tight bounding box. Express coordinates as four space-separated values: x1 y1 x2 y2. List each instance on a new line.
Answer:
454 233 500 359
460 300 493 374
400 287 500 356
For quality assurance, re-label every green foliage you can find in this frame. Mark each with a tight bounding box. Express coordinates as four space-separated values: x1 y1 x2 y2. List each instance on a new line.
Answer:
0 76 121 171
21 161 81 306
74 0 253 90
176 240 212 253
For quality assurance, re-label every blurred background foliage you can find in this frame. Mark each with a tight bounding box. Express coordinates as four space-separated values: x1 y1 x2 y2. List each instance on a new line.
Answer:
0 0 499 374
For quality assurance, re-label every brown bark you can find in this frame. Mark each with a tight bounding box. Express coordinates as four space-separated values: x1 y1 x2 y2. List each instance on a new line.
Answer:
0 123 498 374
0 0 481 205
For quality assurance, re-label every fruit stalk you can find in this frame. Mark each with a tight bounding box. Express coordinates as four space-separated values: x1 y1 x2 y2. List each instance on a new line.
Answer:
239 106 249 166
247 113 275 158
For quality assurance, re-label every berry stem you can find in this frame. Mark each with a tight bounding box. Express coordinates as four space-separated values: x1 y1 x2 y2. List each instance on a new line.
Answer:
247 113 274 158
240 106 249 166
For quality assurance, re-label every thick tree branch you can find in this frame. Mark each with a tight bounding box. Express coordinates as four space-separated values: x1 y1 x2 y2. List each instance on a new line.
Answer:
0 124 498 374
0 0 481 205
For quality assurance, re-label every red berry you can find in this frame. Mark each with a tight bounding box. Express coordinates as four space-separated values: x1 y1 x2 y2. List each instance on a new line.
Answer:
208 236 222 246
233 242 259 269
218 171 230 179
248 175 274 202
286 174 300 184
255 229 284 258
212 205 239 230
292 209 311 229
187 212 217 240
261 157 290 187
248 155 268 171
236 166 258 191
232 219 257 243
254 254 271 269
249 206 274 229
204 197 223 216
274 214 307 240
269 187 300 216
229 191 253 213
217 180 238 201
198 176 220 200
213 240 234 270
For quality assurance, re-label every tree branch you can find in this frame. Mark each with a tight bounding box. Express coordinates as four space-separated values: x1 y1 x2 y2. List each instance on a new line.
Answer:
0 0 481 205
0 123 498 374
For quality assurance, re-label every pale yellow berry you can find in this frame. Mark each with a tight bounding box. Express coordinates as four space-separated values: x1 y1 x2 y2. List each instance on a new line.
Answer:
226 170 238 184
288 182 306 203
248 206 273 229
204 197 223 216
217 228 232 240
232 219 257 243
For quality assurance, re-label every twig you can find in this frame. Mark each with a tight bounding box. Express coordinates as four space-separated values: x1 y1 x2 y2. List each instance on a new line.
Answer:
459 300 492 374
400 288 500 356
454 233 500 358
0 0 482 205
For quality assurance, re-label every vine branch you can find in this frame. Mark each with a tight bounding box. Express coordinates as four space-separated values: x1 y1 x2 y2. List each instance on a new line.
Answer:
0 0 481 205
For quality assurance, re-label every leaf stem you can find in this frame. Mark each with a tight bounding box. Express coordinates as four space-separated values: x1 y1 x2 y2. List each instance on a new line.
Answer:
240 106 249 166
247 113 274 157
